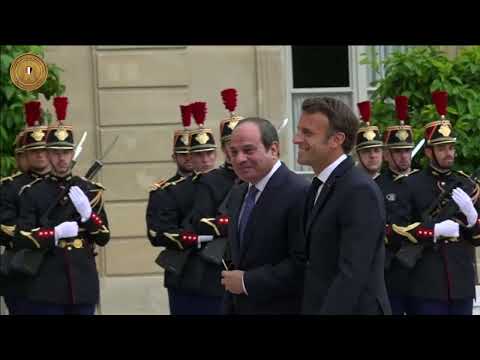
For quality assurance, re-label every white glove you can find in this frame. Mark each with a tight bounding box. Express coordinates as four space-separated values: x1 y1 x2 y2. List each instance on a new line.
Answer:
54 221 79 245
452 187 478 227
69 186 92 222
433 220 460 243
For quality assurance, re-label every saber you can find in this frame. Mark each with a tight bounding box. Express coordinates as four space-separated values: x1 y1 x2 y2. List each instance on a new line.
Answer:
69 131 87 170
101 135 119 161
411 138 425 159
40 136 119 227
277 118 289 133
84 136 120 179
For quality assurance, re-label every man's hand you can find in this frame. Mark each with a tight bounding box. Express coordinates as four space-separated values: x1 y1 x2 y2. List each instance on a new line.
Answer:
69 186 92 222
221 270 246 295
434 219 459 242
54 221 79 244
452 187 478 227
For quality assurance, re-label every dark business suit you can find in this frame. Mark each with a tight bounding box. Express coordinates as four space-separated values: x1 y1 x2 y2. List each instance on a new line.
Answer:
302 156 391 315
223 162 309 314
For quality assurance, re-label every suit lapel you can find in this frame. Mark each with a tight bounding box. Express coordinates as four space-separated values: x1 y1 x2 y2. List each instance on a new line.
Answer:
305 157 354 236
239 164 287 261
231 183 248 264
305 181 334 235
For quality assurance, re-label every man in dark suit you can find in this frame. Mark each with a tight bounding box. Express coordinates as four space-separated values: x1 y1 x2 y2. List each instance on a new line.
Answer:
221 117 309 314
294 97 391 315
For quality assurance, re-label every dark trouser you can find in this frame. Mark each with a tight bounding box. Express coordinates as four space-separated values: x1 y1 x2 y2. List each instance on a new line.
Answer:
168 288 223 315
14 298 96 315
409 297 473 315
389 295 413 315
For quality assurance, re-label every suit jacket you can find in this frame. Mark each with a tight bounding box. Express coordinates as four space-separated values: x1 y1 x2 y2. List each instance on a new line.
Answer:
223 162 309 314
302 156 391 315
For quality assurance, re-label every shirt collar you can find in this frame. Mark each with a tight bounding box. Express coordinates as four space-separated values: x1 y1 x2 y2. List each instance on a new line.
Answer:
250 160 281 193
316 154 347 184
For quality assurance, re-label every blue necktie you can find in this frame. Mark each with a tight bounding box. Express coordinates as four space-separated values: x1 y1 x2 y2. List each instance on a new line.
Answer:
238 185 259 248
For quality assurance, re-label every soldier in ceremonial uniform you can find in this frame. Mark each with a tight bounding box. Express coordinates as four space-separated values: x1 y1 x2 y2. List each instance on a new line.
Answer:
1 101 51 314
393 91 480 315
146 104 194 250
186 89 242 244
13 96 110 315
1 131 27 245
374 95 417 315
147 104 194 197
13 130 29 174
179 89 243 313
146 101 219 315
355 101 384 179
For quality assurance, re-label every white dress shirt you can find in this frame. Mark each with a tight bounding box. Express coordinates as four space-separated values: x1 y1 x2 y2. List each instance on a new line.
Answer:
313 154 347 204
239 159 282 220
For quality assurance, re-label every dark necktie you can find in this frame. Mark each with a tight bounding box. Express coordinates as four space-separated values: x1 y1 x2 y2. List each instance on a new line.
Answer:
238 185 259 248
306 177 323 217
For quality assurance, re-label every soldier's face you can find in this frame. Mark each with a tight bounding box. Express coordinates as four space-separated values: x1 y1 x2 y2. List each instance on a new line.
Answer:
229 123 279 184
426 143 455 169
26 148 50 172
358 147 383 174
48 149 74 176
15 153 30 173
191 150 216 173
294 112 345 174
173 153 193 173
386 148 412 173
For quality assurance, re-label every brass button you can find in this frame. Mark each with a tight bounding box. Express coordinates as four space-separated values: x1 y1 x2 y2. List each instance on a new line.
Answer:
73 239 83 249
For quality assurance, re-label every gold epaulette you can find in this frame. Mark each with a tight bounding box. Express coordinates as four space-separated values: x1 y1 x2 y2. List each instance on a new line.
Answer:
18 177 43 196
453 169 472 180
149 178 168 192
1 171 23 184
161 176 186 190
452 170 480 201
89 180 106 191
78 176 106 191
88 184 105 210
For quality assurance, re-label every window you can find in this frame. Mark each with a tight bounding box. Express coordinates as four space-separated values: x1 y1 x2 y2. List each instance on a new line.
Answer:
287 45 415 173
292 46 349 88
